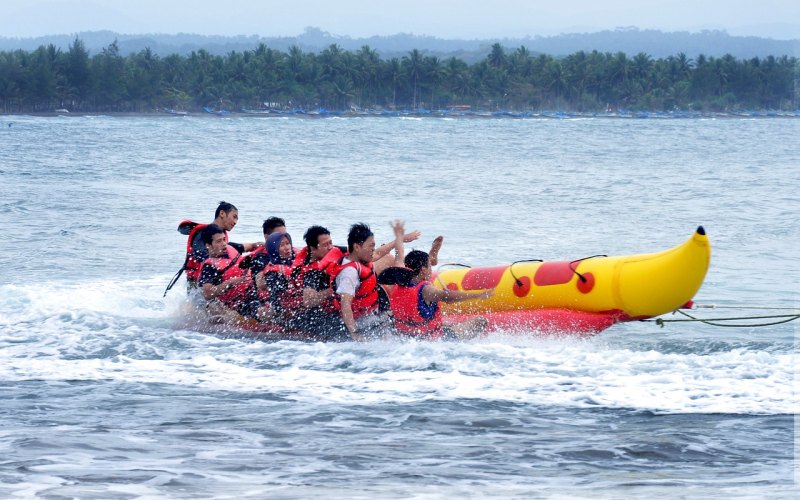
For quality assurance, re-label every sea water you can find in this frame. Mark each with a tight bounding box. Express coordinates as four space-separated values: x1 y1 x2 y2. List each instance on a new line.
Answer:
0 114 797 498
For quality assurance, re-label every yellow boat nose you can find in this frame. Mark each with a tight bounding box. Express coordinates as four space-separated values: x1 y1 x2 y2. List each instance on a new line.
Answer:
616 227 711 318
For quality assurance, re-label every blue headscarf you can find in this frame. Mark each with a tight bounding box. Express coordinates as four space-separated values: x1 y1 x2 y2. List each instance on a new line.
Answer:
266 232 294 266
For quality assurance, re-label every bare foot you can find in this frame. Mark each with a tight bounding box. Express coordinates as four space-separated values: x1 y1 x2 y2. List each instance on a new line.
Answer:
429 235 443 266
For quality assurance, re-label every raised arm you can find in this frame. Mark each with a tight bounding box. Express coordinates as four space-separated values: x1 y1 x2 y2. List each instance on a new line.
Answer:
373 228 420 260
374 220 406 276
243 241 264 252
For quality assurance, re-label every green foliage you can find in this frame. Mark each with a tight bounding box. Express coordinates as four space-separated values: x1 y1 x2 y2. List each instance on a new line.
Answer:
0 39 796 113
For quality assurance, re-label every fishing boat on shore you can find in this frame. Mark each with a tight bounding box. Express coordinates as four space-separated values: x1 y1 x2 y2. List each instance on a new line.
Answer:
203 106 232 116
162 107 189 116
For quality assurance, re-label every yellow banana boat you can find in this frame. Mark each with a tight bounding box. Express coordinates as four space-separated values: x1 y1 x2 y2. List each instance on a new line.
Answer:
433 227 711 334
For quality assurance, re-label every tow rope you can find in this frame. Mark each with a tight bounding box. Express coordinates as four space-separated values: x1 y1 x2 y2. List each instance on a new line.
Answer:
646 304 800 328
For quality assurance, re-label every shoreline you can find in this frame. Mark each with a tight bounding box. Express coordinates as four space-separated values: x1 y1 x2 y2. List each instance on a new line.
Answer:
3 109 799 119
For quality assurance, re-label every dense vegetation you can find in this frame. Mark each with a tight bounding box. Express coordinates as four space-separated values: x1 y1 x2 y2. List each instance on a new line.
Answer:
0 38 797 113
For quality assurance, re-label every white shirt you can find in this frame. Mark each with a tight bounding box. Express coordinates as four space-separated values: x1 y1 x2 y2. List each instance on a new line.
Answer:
335 257 360 297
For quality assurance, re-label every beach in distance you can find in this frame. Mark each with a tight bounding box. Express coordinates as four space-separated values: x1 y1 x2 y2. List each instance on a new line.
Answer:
0 114 797 498
5 108 800 119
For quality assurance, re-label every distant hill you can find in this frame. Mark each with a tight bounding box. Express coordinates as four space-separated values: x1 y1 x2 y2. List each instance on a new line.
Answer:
1 27 797 62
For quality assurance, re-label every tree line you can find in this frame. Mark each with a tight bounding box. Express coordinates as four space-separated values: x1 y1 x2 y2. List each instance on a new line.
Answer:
0 38 797 114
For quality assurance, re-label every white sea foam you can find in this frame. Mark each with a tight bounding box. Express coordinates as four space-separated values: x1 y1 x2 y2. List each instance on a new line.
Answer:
1 276 797 415
0 330 794 415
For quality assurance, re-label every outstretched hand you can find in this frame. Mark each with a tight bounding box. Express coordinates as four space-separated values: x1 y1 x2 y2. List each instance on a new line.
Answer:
403 230 421 243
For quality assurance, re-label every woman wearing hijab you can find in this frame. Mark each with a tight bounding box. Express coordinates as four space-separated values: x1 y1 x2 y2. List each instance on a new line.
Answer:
266 231 295 266
254 232 296 322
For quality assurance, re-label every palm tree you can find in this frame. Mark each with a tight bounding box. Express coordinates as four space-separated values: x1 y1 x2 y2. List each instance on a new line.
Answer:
382 57 403 108
631 52 654 98
509 46 532 79
402 49 424 109
546 60 568 108
488 43 506 69
443 56 470 105
676 52 694 79
611 51 630 87
65 37 91 107
355 45 380 108
424 56 445 109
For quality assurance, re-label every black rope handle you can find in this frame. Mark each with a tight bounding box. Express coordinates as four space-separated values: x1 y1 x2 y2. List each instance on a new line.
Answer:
435 262 472 270
508 259 543 287
568 254 607 283
433 263 471 289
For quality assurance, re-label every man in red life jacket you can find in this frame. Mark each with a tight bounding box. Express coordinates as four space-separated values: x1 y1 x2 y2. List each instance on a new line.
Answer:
184 201 263 290
286 225 349 341
198 224 272 322
390 249 494 340
333 221 406 341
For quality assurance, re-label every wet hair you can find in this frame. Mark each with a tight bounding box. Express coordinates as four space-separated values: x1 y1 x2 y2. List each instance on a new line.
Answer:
347 223 373 253
214 201 237 219
201 223 225 245
405 250 429 275
262 216 286 235
304 225 331 249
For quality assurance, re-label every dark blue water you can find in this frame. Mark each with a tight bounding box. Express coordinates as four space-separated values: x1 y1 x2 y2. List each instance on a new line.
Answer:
0 115 797 498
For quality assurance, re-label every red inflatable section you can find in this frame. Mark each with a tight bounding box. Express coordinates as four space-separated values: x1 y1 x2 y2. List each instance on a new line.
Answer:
446 309 624 335
461 266 507 290
533 261 575 286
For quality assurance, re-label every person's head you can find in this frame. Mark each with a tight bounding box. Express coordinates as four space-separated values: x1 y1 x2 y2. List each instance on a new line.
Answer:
405 250 431 280
262 216 286 237
214 201 238 231
266 232 294 262
201 224 228 257
347 223 375 264
304 225 333 261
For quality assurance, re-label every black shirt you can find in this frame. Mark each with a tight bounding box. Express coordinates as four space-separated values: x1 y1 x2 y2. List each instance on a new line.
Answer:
198 261 225 288
303 268 330 292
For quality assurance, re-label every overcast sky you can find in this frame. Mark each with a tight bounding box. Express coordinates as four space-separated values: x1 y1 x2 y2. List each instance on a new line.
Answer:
4 0 799 40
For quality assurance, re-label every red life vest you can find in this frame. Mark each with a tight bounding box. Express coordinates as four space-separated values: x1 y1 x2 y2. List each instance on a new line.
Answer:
185 222 228 283
201 245 250 309
285 247 342 313
390 281 443 338
249 245 296 304
329 258 379 319
247 246 270 301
